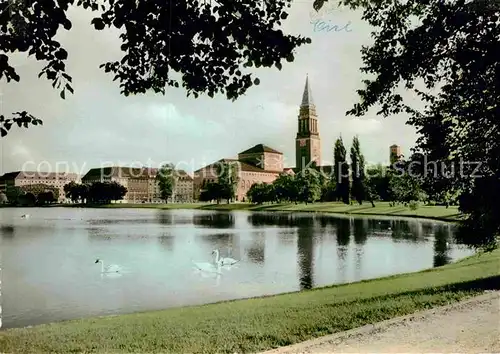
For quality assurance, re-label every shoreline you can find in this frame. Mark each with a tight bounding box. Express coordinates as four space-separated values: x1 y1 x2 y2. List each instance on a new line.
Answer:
1 249 498 352
3 201 463 223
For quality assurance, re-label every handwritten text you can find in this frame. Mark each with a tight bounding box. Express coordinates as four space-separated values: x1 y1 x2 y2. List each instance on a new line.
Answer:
311 19 353 33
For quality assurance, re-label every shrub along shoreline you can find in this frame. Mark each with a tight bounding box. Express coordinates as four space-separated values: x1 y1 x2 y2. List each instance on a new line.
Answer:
1 249 498 353
60 201 463 222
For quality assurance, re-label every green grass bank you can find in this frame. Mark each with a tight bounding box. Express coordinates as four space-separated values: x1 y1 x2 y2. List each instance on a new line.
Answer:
1 249 498 353
66 201 462 222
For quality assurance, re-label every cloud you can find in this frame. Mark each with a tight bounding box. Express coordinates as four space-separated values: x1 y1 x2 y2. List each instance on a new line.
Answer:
0 2 419 175
346 118 383 135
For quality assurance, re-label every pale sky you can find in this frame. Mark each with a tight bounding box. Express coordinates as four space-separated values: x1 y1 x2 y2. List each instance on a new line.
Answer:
0 1 418 176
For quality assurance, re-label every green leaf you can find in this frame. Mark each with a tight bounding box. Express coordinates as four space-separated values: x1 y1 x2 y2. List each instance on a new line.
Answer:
60 90 65 99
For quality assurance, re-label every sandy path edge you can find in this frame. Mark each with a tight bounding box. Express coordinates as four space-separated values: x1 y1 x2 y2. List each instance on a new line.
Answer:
261 290 500 353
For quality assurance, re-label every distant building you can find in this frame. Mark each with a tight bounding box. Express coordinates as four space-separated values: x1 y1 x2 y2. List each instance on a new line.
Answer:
0 171 80 203
390 144 403 165
174 170 194 203
81 166 146 202
193 76 340 202
193 144 285 201
142 167 194 203
81 166 194 203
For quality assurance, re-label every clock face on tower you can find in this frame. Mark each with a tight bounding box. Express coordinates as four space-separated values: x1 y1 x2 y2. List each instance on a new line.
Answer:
299 139 306 147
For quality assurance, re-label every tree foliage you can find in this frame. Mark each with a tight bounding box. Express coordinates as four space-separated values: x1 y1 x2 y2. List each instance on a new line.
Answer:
313 0 499 248
295 168 322 203
87 181 127 203
350 135 366 205
64 181 80 203
247 182 275 204
157 163 176 203
37 191 56 205
64 181 126 204
334 137 350 204
0 0 310 137
216 161 239 203
5 185 23 204
4 184 59 205
199 181 224 203
64 182 90 203
246 168 329 205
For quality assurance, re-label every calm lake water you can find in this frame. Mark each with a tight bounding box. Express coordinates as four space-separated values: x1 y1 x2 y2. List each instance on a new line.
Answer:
0 207 473 329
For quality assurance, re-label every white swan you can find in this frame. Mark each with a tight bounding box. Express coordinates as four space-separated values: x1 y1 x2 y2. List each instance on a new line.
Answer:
212 249 239 266
21 214 30 219
192 259 222 275
95 259 121 273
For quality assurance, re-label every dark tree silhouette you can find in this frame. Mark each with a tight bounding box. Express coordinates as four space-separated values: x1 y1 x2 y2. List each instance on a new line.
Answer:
334 137 350 204
0 0 310 137
314 0 499 248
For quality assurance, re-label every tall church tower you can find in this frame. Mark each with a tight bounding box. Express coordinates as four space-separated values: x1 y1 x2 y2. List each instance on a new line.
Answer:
295 76 321 170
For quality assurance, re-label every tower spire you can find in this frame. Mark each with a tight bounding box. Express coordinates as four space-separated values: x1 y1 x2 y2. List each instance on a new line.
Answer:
301 75 314 107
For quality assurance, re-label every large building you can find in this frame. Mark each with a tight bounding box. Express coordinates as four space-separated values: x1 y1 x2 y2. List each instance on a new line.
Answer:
292 76 333 176
296 76 322 170
193 76 338 201
193 144 286 201
81 166 194 203
0 171 80 203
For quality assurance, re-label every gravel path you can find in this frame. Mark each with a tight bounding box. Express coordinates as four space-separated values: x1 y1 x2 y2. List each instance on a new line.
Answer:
262 291 500 353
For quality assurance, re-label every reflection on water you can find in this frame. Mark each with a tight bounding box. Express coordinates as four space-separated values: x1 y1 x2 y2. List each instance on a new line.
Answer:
434 225 452 267
0 208 474 329
193 212 235 228
245 231 265 264
297 225 314 290
352 218 368 245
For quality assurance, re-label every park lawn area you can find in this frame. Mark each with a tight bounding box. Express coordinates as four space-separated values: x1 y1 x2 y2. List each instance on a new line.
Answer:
92 201 462 221
1 249 498 353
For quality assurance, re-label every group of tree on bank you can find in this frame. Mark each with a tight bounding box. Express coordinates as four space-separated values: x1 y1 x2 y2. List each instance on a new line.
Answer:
2 0 497 249
246 136 432 208
199 162 239 204
62 164 178 204
2 185 60 206
63 181 127 204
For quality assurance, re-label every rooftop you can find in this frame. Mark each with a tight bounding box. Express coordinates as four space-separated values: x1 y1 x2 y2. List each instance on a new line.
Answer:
301 75 315 107
194 158 281 175
239 144 283 155
0 171 80 180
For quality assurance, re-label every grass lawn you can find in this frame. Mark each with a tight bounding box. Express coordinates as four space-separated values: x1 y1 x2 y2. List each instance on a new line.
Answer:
78 201 462 222
1 249 498 353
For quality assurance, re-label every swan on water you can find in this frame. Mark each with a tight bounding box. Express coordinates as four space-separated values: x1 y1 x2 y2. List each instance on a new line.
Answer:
95 259 121 273
212 249 239 266
21 214 30 219
192 258 222 275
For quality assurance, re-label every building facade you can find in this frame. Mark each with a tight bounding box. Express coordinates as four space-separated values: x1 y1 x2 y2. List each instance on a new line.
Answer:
193 144 285 201
174 170 194 203
390 144 403 164
0 171 80 203
81 166 194 203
